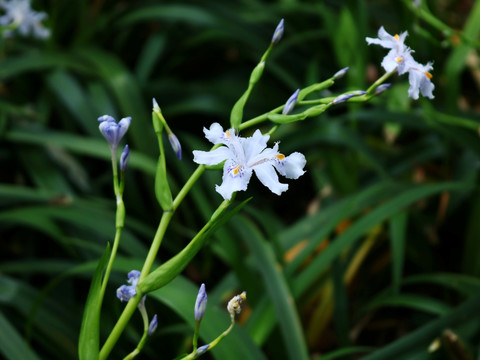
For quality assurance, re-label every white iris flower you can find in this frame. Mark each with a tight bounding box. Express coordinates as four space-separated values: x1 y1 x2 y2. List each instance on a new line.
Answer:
366 26 434 99
193 123 306 200
0 0 50 39
366 26 414 75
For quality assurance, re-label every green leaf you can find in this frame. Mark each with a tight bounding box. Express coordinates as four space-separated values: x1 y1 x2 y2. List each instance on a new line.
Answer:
4 128 156 175
293 182 467 297
153 113 173 211
78 243 111 360
0 313 41 360
390 211 407 294
140 198 250 293
234 217 310 360
118 4 219 27
363 293 452 316
403 273 480 297
230 61 266 128
46 70 99 135
361 295 480 360
313 346 374 360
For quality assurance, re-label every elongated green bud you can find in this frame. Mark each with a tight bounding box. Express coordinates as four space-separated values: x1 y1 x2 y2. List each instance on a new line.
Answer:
152 103 173 211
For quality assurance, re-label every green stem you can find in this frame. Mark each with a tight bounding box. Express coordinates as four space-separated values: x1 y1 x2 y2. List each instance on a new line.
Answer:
99 294 143 360
239 105 282 131
173 165 206 211
99 218 123 300
366 70 396 94
192 321 200 351
98 147 125 307
139 211 173 281
180 318 236 360
122 302 149 360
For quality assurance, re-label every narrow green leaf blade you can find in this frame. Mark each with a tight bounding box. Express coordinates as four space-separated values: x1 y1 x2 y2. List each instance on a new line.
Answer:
0 313 41 360
235 217 310 360
78 243 111 360
390 211 407 294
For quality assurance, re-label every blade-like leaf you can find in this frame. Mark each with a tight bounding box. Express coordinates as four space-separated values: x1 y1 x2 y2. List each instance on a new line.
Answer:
0 313 41 360
78 243 111 360
234 217 310 360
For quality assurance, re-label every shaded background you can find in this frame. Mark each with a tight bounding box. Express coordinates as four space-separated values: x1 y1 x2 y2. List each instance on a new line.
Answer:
1 0 480 359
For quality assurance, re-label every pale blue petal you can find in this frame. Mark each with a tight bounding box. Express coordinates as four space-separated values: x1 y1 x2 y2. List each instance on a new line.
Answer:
193 147 231 166
118 117 132 139
215 161 252 200
407 70 421 100
275 152 306 179
243 129 269 163
420 77 435 99
253 164 288 195
204 123 225 144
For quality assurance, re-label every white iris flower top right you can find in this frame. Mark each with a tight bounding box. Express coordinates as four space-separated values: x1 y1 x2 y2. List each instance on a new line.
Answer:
193 123 306 200
366 26 434 99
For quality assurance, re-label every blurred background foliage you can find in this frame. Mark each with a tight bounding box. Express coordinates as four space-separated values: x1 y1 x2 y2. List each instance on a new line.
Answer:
1 0 480 359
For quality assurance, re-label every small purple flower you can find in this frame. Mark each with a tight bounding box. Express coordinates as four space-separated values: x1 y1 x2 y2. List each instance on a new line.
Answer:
116 270 140 302
120 144 130 172
98 115 131 149
194 283 208 321
271 18 284 44
333 67 349 80
282 89 300 115
148 314 158 335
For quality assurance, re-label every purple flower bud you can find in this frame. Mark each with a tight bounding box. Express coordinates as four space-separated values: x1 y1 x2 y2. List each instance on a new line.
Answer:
350 90 367 96
168 132 182 160
152 98 161 113
116 270 141 302
271 19 284 44
148 314 158 335
331 93 355 105
98 115 131 149
333 67 349 80
375 83 391 94
195 344 210 357
194 283 207 321
282 89 300 115
120 144 130 172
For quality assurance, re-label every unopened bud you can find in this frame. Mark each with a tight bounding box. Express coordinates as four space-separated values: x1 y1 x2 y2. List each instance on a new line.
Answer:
148 314 158 335
227 291 247 317
194 283 208 321
271 19 284 44
333 67 349 80
375 83 391 95
282 89 300 115
120 144 130 172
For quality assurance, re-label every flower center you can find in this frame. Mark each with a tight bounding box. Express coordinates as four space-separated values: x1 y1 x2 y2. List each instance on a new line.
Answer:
394 34 400 40
395 57 403 63
425 71 433 79
229 164 244 177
